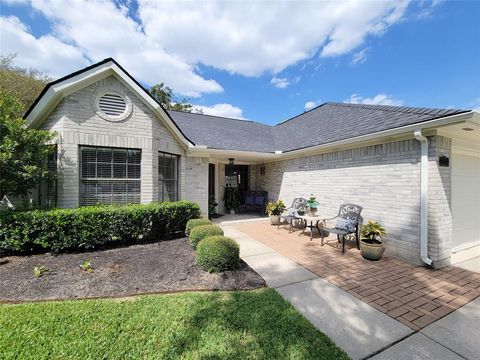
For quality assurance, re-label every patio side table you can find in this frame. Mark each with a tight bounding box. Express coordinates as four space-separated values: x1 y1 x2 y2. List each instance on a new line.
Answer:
298 214 324 241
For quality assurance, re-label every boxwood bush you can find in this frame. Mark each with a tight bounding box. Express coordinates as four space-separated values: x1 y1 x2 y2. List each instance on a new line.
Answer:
196 236 240 273
0 201 200 255
185 218 212 236
188 225 224 249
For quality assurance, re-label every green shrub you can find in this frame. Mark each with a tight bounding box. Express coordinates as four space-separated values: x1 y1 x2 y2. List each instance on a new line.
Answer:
185 218 212 236
0 201 200 255
196 236 240 273
189 225 224 249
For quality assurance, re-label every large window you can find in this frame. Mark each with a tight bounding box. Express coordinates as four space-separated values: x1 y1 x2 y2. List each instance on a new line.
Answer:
80 146 141 206
158 152 179 202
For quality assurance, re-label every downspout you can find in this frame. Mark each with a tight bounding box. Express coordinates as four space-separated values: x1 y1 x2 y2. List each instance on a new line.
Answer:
414 130 433 266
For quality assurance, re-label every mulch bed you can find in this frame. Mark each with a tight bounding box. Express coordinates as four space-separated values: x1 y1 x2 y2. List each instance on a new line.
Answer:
0 238 265 303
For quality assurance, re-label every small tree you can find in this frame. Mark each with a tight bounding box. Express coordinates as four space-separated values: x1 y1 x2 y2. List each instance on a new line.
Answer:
0 90 55 201
149 83 202 113
0 54 51 110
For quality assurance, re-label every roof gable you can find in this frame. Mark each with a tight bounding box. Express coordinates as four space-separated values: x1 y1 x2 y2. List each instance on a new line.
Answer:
25 58 194 147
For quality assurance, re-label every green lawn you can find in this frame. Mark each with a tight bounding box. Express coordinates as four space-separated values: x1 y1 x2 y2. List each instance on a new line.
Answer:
0 289 348 360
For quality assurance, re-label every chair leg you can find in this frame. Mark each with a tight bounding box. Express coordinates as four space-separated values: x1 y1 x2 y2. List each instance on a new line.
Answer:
337 234 340 243
356 231 360 250
342 235 346 254
320 230 324 246
289 219 292 233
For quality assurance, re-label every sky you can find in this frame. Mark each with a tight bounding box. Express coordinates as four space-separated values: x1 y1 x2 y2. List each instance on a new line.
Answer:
1 0 479 124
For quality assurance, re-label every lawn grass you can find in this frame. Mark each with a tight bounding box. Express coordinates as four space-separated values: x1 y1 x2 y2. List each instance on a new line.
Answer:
0 288 348 360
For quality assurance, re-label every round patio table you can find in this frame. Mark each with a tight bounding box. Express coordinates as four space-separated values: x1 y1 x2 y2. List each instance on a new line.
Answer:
297 214 324 241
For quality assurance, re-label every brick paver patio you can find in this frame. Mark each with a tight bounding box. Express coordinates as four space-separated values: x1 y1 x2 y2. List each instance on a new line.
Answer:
233 220 480 330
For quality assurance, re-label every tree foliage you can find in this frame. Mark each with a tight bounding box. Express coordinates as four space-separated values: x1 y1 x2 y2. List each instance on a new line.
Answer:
0 54 51 111
0 90 55 199
149 83 201 113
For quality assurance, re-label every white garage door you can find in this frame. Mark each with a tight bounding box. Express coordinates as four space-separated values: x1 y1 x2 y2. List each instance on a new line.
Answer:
452 153 480 250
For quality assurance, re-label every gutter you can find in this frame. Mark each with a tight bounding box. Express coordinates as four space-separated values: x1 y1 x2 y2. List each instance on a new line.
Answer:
414 129 433 266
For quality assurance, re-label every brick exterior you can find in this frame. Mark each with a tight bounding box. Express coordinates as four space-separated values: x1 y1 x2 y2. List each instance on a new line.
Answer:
35 76 455 265
251 135 453 267
185 156 209 215
428 136 453 268
38 76 208 215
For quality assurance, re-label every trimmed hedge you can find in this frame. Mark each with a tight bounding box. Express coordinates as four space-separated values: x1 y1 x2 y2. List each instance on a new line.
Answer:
0 201 200 255
185 218 212 236
189 225 224 249
196 236 240 273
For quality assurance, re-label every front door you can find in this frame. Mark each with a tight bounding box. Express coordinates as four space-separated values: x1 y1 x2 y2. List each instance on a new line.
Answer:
225 164 249 201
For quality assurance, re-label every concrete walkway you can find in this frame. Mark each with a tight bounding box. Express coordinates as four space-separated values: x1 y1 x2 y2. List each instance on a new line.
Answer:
222 225 413 360
221 224 479 360
371 297 480 360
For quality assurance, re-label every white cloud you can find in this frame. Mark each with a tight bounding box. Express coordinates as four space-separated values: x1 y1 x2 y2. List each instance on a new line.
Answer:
2 0 414 95
304 100 322 111
139 0 411 74
350 48 368 65
2 0 223 96
270 76 290 89
415 0 445 20
193 103 245 120
344 93 404 106
0 16 89 77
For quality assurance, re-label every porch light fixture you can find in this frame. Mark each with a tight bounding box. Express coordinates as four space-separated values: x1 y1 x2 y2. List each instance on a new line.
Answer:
228 158 235 165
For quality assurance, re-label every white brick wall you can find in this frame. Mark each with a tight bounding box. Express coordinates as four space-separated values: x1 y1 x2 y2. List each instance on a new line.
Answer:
428 136 452 268
39 75 209 213
185 156 209 215
252 135 453 266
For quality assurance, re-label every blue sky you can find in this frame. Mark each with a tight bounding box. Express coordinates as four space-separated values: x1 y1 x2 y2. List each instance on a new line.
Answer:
1 0 479 124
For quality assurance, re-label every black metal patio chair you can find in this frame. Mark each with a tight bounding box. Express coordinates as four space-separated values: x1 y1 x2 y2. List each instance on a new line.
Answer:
278 198 308 233
320 204 363 254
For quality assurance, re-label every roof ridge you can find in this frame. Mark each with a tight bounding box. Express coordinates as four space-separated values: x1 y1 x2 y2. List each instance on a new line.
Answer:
325 102 451 115
274 102 329 126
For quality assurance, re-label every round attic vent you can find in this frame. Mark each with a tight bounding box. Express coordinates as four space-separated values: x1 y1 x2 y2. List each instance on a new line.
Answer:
98 93 126 116
93 90 132 121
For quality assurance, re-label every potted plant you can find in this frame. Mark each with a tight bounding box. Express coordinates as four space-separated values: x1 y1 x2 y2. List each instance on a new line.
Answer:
360 220 386 260
224 186 241 214
266 200 286 225
208 195 218 219
306 194 319 215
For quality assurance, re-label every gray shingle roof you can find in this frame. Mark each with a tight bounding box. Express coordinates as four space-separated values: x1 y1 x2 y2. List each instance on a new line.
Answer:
168 103 469 153
168 110 276 152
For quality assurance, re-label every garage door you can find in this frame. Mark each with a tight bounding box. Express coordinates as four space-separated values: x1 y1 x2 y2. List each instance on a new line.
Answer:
452 153 480 250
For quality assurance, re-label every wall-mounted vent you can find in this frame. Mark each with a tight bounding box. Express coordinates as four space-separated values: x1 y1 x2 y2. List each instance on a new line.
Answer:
98 93 127 116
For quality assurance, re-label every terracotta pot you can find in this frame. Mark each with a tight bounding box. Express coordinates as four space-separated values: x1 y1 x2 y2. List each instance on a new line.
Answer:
270 215 280 225
360 240 384 260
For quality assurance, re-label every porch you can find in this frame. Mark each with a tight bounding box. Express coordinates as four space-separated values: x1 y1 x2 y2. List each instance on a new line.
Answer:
221 218 480 331
207 151 275 216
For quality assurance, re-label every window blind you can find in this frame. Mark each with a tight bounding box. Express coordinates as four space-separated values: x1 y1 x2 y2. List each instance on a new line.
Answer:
80 146 141 206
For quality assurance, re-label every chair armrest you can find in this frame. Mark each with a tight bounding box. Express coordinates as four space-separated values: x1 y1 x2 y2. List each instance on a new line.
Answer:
320 215 337 228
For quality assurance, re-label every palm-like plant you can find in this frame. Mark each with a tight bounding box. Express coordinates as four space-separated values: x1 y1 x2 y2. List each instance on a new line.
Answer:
361 220 386 244
266 200 286 216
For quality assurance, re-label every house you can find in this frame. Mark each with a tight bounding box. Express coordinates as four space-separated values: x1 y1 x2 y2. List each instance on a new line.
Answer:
24 58 480 269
